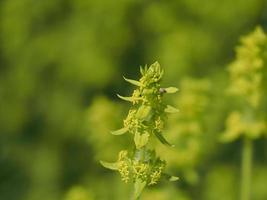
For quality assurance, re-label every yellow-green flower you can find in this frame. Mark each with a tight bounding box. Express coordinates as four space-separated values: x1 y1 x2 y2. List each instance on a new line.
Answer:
100 62 179 199
227 27 266 107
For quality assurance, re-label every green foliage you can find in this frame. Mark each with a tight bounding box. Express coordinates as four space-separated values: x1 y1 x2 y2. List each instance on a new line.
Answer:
0 0 267 199
157 78 210 184
86 96 126 161
64 186 94 200
202 165 238 200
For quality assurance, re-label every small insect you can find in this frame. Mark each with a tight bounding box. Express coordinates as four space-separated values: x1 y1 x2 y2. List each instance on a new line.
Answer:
159 88 166 94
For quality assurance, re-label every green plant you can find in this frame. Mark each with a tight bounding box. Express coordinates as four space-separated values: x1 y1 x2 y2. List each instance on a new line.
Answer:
221 27 267 200
100 62 179 199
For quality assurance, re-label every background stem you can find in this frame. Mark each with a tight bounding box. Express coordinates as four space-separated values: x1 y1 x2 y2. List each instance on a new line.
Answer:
240 137 253 200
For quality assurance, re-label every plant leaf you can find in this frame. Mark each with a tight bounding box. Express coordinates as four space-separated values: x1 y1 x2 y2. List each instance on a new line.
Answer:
164 87 179 94
163 173 179 181
164 105 179 113
100 161 118 170
123 76 143 87
117 94 133 102
134 132 150 149
169 176 179 181
134 178 146 199
140 66 145 75
110 127 128 135
154 131 174 147
160 69 164 77
144 65 148 71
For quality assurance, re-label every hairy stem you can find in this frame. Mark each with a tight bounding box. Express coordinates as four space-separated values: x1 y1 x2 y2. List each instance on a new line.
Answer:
240 137 253 200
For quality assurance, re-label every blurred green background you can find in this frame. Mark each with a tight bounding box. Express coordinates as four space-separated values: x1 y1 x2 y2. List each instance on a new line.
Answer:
0 0 267 200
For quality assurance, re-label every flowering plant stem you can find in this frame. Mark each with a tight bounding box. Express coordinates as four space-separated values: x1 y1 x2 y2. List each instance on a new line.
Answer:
240 137 253 200
221 27 267 200
100 62 179 200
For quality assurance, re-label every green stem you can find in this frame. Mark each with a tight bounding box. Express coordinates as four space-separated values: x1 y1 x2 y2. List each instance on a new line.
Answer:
130 186 141 200
240 137 253 200
131 148 145 200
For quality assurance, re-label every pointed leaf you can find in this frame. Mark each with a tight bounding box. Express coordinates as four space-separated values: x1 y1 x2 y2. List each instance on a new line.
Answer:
140 66 145 75
117 94 133 102
100 161 118 170
163 173 179 181
164 87 179 94
165 105 179 113
144 65 148 71
134 178 146 199
110 127 128 135
154 131 174 147
169 176 179 181
134 132 149 149
123 76 143 87
160 69 164 77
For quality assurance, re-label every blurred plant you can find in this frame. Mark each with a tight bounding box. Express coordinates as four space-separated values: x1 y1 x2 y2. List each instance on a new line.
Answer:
100 62 179 199
157 78 210 185
86 96 125 161
221 27 267 200
202 165 238 200
142 185 190 200
64 186 94 200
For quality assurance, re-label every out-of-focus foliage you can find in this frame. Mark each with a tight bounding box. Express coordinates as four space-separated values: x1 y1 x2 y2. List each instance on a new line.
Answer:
64 186 94 200
142 186 190 200
0 0 267 199
157 78 210 185
227 27 266 108
202 165 238 200
86 96 126 161
222 27 267 142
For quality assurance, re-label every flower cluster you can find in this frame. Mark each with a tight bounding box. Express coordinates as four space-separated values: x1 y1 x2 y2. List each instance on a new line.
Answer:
110 149 166 185
227 27 267 107
221 111 266 142
100 62 178 199
222 27 267 142
112 62 179 149
117 150 130 183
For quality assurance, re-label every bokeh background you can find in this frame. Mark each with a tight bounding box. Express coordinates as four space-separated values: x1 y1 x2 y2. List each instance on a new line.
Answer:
1 0 267 200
